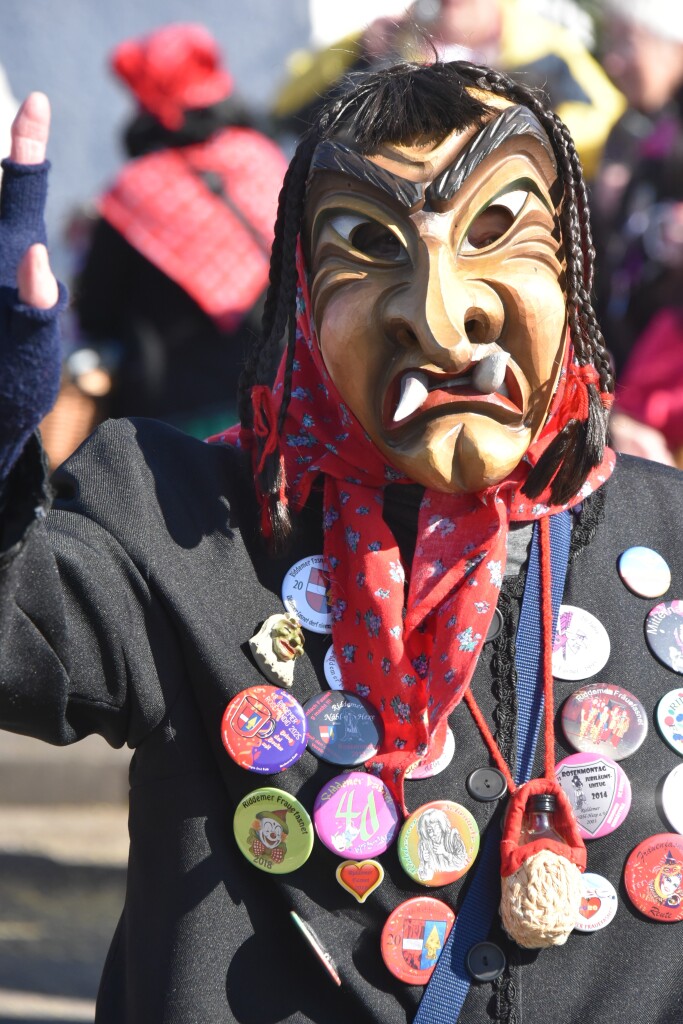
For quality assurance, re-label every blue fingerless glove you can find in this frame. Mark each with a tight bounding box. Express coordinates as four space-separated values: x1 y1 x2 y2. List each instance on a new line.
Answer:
0 158 67 482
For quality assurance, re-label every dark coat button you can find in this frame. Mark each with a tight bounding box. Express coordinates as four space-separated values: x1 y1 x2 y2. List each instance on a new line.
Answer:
466 941 506 982
485 608 504 642
466 767 508 802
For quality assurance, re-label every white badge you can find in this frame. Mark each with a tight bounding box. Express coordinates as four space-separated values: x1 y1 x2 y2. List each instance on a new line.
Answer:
406 727 456 780
282 555 333 634
656 688 683 757
324 645 344 690
552 605 611 681
574 872 618 932
662 763 683 834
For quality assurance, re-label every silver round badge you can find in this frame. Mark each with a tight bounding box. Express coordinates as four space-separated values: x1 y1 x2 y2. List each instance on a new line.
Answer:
324 646 344 690
552 605 611 681
282 555 332 635
574 872 618 932
618 546 671 599
662 764 683 834
656 688 683 757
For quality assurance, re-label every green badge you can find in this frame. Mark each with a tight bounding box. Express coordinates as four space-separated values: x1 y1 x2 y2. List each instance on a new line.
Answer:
233 787 314 874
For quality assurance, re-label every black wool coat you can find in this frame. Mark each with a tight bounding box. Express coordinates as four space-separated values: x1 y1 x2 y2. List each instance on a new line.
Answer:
0 418 682 1024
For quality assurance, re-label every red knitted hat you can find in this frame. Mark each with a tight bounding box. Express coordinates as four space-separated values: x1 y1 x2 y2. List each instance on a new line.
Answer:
111 23 234 130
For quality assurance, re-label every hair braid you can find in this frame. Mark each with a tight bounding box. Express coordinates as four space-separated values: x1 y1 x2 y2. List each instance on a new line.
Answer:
453 62 614 503
238 131 319 551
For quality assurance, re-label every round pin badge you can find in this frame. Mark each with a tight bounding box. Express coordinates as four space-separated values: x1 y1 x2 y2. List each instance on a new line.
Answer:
555 752 632 840
233 787 313 874
398 800 480 887
656 689 683 755
645 601 683 674
304 691 382 766
221 685 308 774
406 726 456 781
624 833 683 922
282 555 332 634
618 546 671 599
661 764 683 834
381 896 456 984
313 771 400 859
552 605 610 681
561 684 647 761
574 872 618 932
323 646 344 690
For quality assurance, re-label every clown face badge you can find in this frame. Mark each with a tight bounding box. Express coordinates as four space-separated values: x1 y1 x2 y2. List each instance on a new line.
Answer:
249 613 305 687
305 101 566 493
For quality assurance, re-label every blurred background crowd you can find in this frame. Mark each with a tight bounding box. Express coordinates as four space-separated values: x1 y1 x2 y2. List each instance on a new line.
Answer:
4 0 683 471
3 2 683 1018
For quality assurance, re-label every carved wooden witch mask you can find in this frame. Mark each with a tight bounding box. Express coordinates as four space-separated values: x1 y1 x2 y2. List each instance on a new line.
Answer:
304 100 566 493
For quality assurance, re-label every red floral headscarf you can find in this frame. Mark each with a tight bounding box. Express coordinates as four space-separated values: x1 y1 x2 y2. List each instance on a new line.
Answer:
213 244 615 812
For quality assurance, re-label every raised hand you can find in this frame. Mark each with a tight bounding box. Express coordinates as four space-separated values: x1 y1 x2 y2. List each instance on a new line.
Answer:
0 92 65 481
10 92 59 309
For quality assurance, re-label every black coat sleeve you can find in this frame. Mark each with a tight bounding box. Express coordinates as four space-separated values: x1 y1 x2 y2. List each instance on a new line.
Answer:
0 420 195 750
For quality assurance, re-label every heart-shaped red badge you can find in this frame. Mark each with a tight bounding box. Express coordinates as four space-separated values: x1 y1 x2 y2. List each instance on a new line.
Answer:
335 859 384 903
580 896 601 919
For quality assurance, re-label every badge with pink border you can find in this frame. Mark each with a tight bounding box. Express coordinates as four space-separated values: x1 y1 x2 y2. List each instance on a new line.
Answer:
555 752 631 839
313 771 400 859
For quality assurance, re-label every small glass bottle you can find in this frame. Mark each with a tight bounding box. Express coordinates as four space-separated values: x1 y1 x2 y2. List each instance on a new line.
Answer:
519 793 567 845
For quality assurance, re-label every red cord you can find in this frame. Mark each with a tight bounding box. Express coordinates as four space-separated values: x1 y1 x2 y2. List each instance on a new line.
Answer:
463 689 516 794
463 516 559 792
539 516 556 780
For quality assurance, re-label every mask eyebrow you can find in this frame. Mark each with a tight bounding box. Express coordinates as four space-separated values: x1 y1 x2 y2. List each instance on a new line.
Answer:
428 106 557 205
308 140 424 209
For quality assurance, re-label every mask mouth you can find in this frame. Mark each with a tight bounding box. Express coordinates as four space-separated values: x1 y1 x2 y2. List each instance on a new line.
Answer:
383 353 526 431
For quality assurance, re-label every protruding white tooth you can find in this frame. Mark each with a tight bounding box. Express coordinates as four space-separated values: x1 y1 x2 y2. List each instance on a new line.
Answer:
393 371 429 423
472 352 509 395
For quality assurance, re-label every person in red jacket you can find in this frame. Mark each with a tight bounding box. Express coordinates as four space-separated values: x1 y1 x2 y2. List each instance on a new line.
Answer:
72 23 287 438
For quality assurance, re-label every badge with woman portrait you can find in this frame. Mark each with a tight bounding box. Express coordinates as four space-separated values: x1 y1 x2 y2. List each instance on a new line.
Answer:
398 800 480 887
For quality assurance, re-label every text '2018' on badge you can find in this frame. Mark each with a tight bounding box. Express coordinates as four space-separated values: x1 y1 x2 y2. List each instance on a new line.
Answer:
233 787 313 874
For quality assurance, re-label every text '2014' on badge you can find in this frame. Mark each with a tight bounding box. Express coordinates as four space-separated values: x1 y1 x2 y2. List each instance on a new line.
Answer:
233 787 313 874
624 834 683 922
561 684 647 761
282 555 333 634
381 897 456 984
552 605 611 681
555 752 631 839
304 691 382 766
313 772 400 859
221 685 307 774
645 601 683 674
398 800 480 887
574 872 618 932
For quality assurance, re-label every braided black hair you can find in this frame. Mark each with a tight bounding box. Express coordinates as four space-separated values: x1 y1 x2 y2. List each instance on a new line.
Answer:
239 60 614 547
